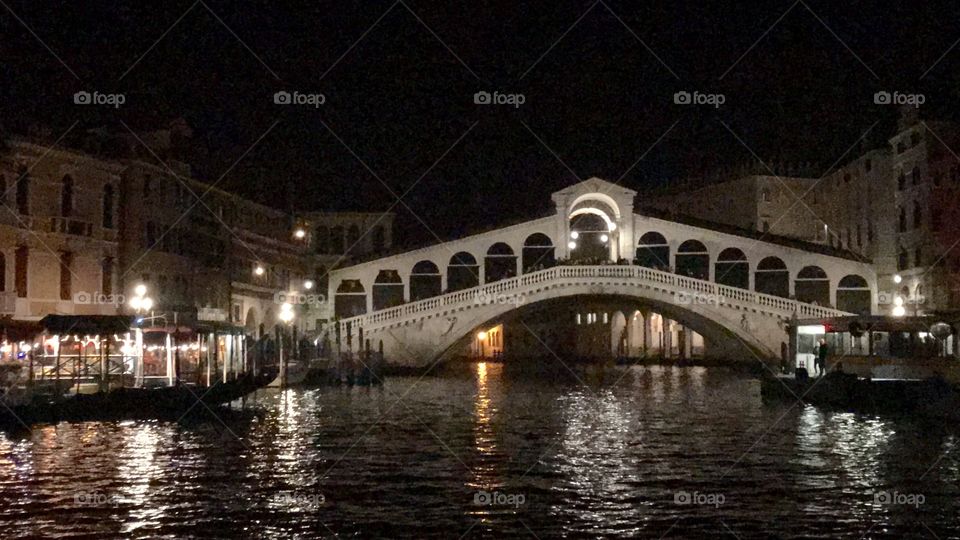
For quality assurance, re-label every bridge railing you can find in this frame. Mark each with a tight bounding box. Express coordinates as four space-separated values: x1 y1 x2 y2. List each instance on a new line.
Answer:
338 264 848 334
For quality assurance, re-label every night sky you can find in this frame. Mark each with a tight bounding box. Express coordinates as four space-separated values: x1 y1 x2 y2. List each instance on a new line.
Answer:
3 1 960 246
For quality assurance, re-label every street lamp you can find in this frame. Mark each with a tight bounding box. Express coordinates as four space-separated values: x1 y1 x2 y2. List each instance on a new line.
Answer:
293 228 306 239
303 279 314 290
254 264 265 276
129 284 153 314
893 274 903 284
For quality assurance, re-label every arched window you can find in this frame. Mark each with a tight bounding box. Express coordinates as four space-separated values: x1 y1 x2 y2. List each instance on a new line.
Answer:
315 226 330 254
347 225 360 252
61 175 74 217
912 165 921 186
330 226 345 254
913 201 922 229
372 225 386 252
16 169 29 215
334 280 366 318
145 221 157 247
898 170 906 190
102 184 115 229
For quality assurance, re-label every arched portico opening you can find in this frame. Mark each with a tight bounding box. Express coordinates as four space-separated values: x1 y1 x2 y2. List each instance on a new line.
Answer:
837 274 871 314
755 256 789 298
373 270 404 310
484 243 517 282
410 260 441 301
244 307 258 336
610 310 627 356
448 252 479 292
627 310 645 357
522 233 555 272
636 232 670 269
568 213 611 262
715 248 749 289
795 266 830 306
676 240 709 280
335 280 366 318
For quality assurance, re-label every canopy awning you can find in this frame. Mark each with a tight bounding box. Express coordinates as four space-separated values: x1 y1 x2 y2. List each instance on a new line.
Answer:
0 318 44 342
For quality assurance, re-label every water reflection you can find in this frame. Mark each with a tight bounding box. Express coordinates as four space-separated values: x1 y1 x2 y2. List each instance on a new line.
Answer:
0 366 958 538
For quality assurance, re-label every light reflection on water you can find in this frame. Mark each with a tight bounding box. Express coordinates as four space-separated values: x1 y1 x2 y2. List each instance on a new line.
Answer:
0 364 957 538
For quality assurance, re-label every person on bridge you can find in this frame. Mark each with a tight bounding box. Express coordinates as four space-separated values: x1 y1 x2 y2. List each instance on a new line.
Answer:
816 338 829 377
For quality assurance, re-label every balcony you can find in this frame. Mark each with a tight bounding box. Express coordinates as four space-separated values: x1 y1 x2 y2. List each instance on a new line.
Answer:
49 217 94 238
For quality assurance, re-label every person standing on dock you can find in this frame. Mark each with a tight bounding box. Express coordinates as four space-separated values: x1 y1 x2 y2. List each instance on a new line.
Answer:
816 338 829 377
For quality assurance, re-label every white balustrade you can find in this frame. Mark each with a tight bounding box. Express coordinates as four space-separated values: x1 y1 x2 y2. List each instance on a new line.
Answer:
339 265 849 336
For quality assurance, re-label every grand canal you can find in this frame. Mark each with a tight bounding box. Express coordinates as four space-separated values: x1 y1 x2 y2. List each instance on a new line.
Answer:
0 364 957 538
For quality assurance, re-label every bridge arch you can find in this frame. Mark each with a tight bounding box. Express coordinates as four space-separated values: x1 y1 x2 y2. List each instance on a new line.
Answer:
485 242 517 282
715 247 749 289
372 270 404 310
636 231 670 269
522 233 555 272
410 260 441 301
335 279 366 318
447 252 479 292
568 192 622 220
676 240 709 280
837 274 871 314
433 289 779 365
755 256 789 298
795 265 830 306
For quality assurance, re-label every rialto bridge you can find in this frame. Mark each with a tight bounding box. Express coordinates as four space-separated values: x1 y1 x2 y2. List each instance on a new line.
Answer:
328 179 877 366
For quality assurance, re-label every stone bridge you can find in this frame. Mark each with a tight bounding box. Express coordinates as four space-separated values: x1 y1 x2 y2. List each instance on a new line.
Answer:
328 178 875 367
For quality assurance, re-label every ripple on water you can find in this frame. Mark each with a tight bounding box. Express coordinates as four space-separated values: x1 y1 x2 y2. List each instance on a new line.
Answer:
0 365 958 538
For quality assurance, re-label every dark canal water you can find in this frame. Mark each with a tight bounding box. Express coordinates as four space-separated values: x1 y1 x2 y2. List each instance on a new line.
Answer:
0 364 958 538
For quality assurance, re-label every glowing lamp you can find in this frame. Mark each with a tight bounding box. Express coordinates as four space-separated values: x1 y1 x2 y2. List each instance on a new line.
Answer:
254 265 265 276
568 241 577 249
477 331 487 341
570 231 579 239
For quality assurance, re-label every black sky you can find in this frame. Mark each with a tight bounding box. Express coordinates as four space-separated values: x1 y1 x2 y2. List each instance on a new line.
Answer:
3 1 960 246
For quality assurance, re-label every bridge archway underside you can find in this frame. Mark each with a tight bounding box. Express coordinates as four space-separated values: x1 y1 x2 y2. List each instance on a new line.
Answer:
337 265 849 367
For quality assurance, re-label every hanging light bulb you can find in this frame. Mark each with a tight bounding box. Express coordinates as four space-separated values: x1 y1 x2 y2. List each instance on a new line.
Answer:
568 241 577 250
570 231 579 240
600 234 609 243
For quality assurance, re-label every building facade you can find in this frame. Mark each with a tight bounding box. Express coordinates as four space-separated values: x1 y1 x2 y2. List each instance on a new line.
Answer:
648 113 960 315
0 134 394 338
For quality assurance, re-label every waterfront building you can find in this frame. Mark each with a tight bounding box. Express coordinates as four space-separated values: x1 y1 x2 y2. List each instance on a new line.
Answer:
0 130 394 340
